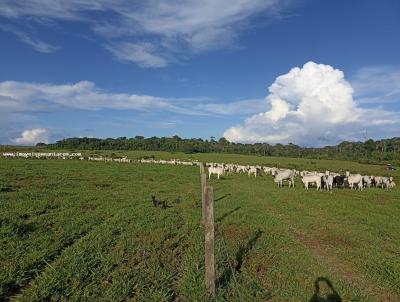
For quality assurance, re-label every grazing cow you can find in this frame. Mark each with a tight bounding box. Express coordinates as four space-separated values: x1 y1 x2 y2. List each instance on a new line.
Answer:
302 174 322 190
270 167 280 176
248 166 259 178
374 176 384 189
263 167 273 174
362 176 372 188
236 165 247 174
346 171 363 190
323 175 334 192
225 164 235 175
370 176 376 187
273 169 295 188
382 177 391 189
208 166 224 180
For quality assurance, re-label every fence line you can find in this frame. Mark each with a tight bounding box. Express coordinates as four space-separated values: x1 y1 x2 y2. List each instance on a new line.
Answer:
204 185 215 297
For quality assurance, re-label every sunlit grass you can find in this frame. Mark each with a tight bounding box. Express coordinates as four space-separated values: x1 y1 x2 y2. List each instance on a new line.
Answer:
0 153 399 301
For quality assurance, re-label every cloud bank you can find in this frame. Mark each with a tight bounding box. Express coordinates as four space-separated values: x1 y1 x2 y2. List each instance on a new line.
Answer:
0 80 267 116
0 0 290 67
2 63 399 146
0 80 203 114
0 78 273 144
224 62 400 146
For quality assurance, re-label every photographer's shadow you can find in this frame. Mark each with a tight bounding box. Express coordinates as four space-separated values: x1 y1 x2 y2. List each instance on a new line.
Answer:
309 277 342 302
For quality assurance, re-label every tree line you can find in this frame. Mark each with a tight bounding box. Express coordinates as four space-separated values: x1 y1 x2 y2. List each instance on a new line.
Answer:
39 136 400 165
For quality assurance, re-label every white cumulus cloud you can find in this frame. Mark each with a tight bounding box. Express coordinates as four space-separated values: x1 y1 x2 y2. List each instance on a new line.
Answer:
224 61 400 146
12 128 50 145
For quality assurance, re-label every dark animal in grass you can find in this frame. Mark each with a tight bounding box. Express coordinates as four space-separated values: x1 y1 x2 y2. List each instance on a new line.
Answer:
333 175 346 188
151 194 168 209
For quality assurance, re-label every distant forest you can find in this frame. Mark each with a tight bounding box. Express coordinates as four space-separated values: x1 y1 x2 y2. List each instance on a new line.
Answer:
40 136 400 165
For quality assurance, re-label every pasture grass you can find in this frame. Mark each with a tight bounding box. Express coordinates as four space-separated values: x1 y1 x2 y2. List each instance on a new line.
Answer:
0 152 399 301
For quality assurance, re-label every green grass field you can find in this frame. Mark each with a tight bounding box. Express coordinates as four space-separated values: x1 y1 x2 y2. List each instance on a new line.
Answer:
1 152 399 301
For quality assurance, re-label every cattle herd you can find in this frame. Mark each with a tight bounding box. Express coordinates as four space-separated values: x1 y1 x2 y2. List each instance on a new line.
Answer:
2 152 131 163
2 152 82 159
205 163 396 191
2 153 396 191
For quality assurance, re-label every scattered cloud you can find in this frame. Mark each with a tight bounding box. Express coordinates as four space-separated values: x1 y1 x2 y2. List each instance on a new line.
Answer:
0 0 112 20
12 128 50 145
195 98 267 116
351 65 400 104
224 62 400 146
0 80 199 114
0 80 268 116
0 25 58 53
0 0 292 67
106 42 168 68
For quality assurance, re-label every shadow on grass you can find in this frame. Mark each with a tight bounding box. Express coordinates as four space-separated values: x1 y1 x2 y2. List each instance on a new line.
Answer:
0 186 15 192
215 193 231 202
235 229 262 272
216 206 240 223
2 231 89 300
309 277 342 302
217 229 262 289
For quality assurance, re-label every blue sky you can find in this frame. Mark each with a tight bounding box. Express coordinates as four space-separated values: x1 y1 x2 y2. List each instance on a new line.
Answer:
1 0 400 146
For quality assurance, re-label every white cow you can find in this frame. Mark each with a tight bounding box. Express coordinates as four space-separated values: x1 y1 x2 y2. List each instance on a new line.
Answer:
208 166 224 180
263 167 273 174
302 174 322 190
236 165 247 174
374 176 387 189
270 167 280 176
273 169 295 188
373 176 380 187
362 176 372 188
323 175 334 192
346 171 363 190
225 164 235 175
247 166 258 178
382 177 391 190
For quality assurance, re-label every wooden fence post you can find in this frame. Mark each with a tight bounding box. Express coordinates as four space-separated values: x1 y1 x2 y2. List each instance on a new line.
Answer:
204 185 215 297
200 163 206 224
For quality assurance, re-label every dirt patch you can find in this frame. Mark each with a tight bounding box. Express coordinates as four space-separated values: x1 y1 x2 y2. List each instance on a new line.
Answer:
94 183 112 189
80 203 98 212
219 224 253 245
295 230 355 249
